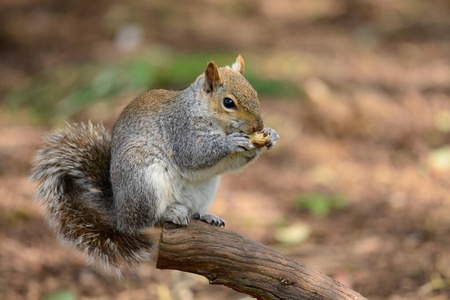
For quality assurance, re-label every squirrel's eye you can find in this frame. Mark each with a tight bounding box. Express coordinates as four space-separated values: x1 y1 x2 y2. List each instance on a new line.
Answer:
223 97 237 110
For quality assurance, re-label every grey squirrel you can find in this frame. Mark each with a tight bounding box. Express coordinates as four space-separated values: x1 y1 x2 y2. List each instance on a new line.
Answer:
31 55 279 273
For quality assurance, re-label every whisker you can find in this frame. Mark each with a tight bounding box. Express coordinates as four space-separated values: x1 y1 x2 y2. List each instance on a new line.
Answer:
261 112 273 121
261 105 286 121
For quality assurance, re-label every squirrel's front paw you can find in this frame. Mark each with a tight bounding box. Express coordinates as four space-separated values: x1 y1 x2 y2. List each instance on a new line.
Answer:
162 204 190 226
227 132 256 153
261 127 280 150
193 213 225 227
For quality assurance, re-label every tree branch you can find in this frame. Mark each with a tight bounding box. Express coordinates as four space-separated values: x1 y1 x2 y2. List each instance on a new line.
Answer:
156 220 366 300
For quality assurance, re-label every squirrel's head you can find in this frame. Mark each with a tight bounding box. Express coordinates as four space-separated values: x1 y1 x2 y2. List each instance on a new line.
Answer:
200 55 263 135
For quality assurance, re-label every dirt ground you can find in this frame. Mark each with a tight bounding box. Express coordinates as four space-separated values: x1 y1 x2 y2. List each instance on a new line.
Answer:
1 1 450 299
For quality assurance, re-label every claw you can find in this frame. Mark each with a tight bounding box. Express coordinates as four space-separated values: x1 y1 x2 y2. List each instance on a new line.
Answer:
162 204 190 226
198 213 225 228
261 127 279 149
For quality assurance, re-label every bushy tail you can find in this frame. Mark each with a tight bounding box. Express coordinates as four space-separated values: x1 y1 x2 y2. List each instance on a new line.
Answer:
31 122 154 274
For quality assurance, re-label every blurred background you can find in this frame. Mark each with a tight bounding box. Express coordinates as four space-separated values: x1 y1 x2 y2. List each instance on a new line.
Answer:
1 0 450 299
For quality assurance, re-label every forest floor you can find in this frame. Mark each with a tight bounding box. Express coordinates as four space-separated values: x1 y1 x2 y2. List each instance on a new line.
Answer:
1 1 450 299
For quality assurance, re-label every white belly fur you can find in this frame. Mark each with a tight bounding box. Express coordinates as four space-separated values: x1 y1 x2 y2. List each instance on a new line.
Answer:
145 163 175 217
179 176 220 214
146 162 220 216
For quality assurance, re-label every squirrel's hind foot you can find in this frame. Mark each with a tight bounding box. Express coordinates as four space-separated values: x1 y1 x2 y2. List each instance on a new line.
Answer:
193 213 225 228
162 204 190 227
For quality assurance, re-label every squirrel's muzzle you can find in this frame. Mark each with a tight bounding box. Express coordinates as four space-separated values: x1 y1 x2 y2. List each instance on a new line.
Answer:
252 118 264 133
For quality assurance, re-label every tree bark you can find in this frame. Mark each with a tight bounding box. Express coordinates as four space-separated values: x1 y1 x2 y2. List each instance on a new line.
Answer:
156 220 366 300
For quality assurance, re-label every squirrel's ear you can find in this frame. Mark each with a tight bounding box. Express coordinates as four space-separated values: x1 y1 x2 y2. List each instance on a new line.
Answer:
231 54 245 74
204 61 221 92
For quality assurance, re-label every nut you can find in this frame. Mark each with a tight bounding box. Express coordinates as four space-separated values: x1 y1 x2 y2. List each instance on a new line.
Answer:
248 132 269 148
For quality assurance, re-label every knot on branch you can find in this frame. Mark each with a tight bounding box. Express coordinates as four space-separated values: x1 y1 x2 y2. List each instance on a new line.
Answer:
280 277 293 286
206 273 219 284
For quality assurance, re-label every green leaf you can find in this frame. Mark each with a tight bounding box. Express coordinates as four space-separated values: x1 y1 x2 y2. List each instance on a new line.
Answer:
295 192 349 217
43 290 76 300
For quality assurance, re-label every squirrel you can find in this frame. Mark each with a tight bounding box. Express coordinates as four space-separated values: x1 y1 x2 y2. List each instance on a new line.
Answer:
31 55 279 274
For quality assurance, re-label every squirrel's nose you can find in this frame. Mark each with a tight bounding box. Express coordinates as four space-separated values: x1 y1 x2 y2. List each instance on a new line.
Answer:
252 119 264 132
